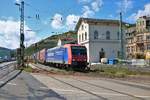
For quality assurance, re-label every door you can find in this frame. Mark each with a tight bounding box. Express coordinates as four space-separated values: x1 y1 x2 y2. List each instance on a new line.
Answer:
99 48 105 62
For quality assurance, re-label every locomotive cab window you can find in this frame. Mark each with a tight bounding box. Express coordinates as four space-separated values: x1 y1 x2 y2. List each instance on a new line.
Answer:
71 46 86 55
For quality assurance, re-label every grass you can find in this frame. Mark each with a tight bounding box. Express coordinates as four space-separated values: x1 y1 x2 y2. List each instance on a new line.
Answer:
48 68 76 75
89 65 150 78
23 66 33 73
22 63 150 78
25 31 77 56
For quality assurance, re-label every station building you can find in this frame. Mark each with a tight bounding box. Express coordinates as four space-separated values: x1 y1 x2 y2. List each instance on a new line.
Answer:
75 18 125 63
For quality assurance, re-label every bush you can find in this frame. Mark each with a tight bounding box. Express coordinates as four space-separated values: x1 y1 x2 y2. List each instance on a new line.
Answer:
115 72 126 78
23 66 33 72
135 53 145 59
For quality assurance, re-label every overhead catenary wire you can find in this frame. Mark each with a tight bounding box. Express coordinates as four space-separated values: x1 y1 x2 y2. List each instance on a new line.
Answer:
19 1 74 34
22 2 58 33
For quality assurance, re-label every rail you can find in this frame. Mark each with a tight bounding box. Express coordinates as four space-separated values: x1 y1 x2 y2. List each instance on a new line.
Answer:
0 61 17 79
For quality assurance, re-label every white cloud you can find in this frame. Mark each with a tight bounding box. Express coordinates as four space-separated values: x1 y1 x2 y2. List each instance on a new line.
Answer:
66 14 80 30
123 0 133 11
91 0 103 12
134 3 150 19
81 0 103 18
0 19 39 49
51 0 103 30
128 3 150 22
51 13 63 29
15 0 21 3
117 0 133 13
78 0 91 3
127 13 137 22
82 6 95 18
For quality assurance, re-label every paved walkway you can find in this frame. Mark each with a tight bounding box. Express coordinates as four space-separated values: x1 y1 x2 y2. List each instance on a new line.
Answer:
31 73 150 100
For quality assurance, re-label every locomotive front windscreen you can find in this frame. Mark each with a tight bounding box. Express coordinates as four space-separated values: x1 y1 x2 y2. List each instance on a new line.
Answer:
71 46 86 55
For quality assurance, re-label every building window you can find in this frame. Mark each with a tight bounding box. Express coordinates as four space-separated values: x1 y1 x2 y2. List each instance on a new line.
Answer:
81 25 84 30
94 30 98 39
85 32 87 40
146 20 150 26
106 31 110 40
117 51 120 58
147 44 150 50
146 35 150 40
117 32 120 40
126 47 129 52
79 35 81 42
82 33 84 41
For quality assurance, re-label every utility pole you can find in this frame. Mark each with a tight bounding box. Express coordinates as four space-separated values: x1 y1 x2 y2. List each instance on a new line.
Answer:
17 1 25 67
120 12 124 59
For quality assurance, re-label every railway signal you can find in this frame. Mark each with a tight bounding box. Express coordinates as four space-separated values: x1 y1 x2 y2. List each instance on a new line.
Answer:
15 1 25 67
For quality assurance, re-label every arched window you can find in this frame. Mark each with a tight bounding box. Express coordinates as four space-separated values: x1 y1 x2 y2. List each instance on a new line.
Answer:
85 32 87 40
94 30 98 39
79 34 81 42
81 25 84 30
82 33 84 41
106 31 110 40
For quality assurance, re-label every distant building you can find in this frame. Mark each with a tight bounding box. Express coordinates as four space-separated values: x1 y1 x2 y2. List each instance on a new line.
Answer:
75 18 125 63
125 16 150 59
125 25 136 59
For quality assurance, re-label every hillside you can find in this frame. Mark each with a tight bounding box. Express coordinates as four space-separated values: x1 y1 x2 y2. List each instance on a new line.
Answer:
0 47 12 58
25 31 77 55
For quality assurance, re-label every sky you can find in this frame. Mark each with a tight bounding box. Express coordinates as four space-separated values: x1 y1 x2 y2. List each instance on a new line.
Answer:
0 0 150 49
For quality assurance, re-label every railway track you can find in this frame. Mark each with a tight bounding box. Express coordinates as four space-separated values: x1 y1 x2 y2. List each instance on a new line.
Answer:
31 64 107 99
100 78 150 91
50 76 108 100
32 63 150 100
71 78 145 100
0 62 17 79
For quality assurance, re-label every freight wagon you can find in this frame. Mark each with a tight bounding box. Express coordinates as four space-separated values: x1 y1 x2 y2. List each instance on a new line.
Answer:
36 44 87 70
39 48 47 63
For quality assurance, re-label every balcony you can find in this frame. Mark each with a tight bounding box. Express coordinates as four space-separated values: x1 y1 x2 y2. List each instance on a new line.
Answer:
136 40 144 45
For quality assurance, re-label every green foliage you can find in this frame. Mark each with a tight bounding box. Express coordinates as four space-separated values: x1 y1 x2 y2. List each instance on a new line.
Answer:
23 66 33 73
25 31 77 56
115 72 126 78
135 53 145 59
90 65 150 78
0 47 15 58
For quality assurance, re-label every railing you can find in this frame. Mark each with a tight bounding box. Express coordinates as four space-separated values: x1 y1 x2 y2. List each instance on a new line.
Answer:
136 39 143 43
0 62 17 79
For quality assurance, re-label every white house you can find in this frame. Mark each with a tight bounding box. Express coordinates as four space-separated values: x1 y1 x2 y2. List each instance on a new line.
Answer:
75 18 125 63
